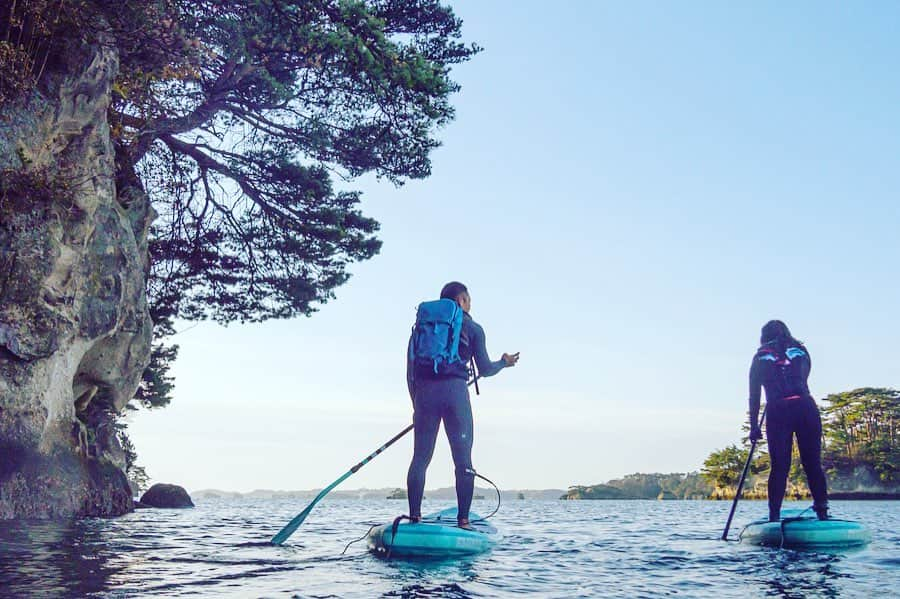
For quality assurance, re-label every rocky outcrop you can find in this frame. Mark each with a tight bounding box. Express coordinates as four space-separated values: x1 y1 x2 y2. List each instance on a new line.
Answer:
140 484 194 509
0 38 153 518
829 465 900 495
386 488 407 500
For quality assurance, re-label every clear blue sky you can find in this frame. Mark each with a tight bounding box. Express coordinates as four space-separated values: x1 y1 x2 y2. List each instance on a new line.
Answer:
129 1 900 493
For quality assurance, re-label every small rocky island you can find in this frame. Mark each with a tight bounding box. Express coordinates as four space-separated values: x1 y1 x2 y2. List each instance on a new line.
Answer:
139 484 194 509
386 488 407 500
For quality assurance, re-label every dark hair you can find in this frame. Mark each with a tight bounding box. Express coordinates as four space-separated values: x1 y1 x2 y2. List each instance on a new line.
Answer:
760 319 802 350
440 281 468 301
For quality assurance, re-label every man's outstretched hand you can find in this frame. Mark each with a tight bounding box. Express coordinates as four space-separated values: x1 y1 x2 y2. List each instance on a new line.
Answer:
502 352 520 367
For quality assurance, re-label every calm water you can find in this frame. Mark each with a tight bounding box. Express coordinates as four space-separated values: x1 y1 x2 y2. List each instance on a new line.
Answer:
0 498 897 597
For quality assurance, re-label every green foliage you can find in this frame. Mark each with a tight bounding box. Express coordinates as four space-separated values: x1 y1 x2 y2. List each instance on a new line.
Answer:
605 472 711 499
0 166 73 209
0 166 81 232
604 472 664 498
0 41 35 103
0 0 60 102
821 388 899 485
702 445 747 489
111 1 478 411
658 472 715 499
114 422 150 494
133 340 178 409
130 316 178 409
562 484 632 500
106 0 481 326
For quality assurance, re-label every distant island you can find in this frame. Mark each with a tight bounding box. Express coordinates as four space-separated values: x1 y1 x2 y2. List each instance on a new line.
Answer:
563 473 711 500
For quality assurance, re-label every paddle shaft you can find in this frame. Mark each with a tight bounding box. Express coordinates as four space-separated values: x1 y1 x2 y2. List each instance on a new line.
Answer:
721 405 767 541
351 423 413 474
271 375 481 545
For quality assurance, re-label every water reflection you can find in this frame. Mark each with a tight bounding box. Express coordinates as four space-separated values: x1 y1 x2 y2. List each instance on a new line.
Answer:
757 549 847 599
382 560 478 599
374 553 481 598
0 519 119 596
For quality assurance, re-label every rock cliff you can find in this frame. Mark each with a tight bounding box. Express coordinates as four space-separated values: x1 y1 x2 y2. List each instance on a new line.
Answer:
0 40 153 518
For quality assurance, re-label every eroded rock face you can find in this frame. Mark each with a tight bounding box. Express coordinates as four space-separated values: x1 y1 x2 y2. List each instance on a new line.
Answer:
0 43 153 518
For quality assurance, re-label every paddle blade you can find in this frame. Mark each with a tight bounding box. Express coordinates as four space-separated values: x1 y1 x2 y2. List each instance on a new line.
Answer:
269 425 415 546
271 505 313 545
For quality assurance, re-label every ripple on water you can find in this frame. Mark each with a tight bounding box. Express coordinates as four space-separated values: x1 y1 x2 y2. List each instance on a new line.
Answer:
0 499 897 597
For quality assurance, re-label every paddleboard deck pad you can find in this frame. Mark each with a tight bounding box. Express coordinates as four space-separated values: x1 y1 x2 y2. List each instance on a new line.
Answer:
367 507 498 558
739 509 872 549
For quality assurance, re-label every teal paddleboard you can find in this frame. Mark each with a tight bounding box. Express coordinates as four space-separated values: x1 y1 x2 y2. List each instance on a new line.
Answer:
739 509 872 549
367 507 498 558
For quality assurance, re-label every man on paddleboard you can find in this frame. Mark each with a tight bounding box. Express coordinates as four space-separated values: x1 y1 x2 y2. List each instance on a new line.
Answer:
748 320 829 522
406 281 519 530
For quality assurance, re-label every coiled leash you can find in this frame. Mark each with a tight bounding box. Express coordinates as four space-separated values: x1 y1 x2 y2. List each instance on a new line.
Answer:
341 524 378 555
778 505 813 549
385 514 412 560
470 469 501 522
367 469 502 560
735 507 814 546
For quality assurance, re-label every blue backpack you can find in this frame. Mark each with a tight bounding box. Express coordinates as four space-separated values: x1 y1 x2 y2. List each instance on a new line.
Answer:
409 299 464 374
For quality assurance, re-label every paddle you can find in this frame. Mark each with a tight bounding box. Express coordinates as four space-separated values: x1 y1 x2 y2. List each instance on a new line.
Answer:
271 376 481 546
721 405 767 541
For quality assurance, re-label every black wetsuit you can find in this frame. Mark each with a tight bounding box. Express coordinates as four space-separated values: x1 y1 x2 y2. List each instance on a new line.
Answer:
406 312 506 521
749 342 828 520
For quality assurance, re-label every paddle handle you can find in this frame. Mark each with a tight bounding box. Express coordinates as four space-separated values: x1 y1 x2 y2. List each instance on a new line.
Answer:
721 406 767 541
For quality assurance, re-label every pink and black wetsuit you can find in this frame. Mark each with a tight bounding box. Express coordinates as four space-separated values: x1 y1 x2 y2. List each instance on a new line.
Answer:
749 342 829 521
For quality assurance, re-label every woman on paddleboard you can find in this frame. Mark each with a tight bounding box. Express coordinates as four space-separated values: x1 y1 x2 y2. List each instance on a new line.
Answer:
406 281 519 530
748 320 829 522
